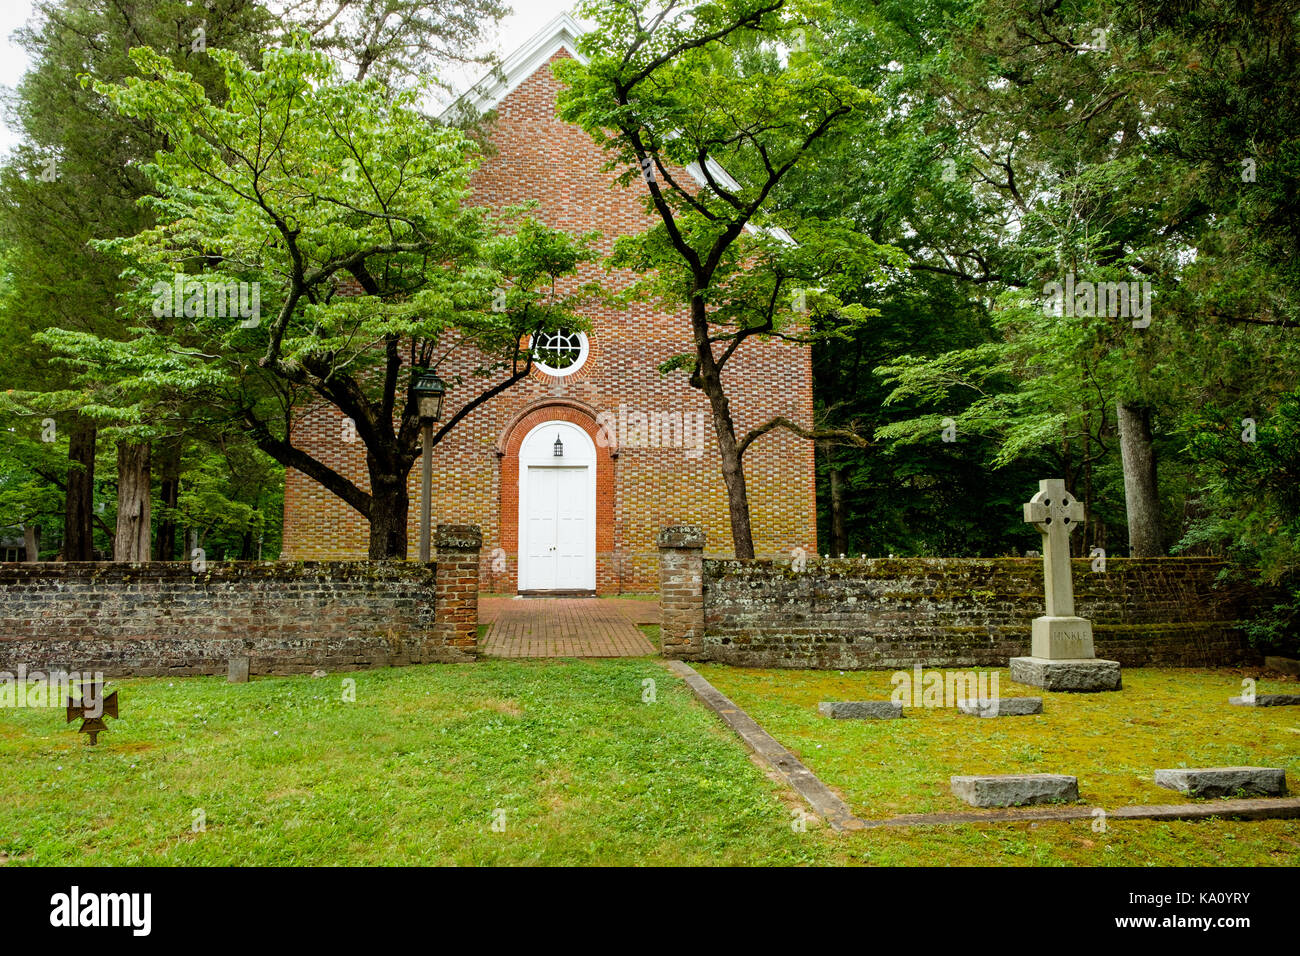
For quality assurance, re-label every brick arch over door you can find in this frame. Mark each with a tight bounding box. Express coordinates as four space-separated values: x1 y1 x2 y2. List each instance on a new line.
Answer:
498 402 617 592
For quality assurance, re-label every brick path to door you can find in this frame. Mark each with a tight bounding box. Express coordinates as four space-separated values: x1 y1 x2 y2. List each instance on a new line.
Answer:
479 596 659 658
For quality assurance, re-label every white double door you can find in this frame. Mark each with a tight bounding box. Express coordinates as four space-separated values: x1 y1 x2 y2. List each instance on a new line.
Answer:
518 421 597 592
521 465 595 591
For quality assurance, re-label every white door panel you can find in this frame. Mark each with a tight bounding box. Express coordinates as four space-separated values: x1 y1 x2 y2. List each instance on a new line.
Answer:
553 468 589 590
518 424 595 591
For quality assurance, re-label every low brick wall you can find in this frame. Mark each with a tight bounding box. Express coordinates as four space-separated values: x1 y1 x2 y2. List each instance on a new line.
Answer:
658 527 1262 668
0 525 482 677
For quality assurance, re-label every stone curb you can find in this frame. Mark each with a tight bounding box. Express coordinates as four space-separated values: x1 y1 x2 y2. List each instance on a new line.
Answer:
662 662 1300 832
863 796 1300 828
665 661 866 832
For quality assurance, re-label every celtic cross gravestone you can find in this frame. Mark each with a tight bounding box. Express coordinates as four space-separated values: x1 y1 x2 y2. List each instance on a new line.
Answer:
1009 479 1122 692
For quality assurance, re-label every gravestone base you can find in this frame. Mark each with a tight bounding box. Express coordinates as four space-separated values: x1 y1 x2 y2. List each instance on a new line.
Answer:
1010 656 1121 692
950 773 1079 807
1031 616 1094 659
956 696 1043 717
1229 694 1300 707
1154 767 1288 798
818 701 903 720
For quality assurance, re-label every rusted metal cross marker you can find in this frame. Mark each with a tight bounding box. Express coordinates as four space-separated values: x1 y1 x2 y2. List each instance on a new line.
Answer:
66 682 118 745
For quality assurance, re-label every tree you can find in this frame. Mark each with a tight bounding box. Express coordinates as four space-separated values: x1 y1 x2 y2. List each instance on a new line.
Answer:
2 0 505 564
50 41 597 559
0 0 275 560
558 0 897 558
283 0 509 88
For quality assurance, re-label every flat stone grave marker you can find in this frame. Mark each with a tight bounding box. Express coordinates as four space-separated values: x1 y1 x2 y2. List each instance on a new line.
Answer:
956 696 1043 717
950 773 1079 807
818 701 903 719
1264 656 1300 676
1229 693 1300 707
1009 478 1121 692
1154 767 1288 798
228 657 250 683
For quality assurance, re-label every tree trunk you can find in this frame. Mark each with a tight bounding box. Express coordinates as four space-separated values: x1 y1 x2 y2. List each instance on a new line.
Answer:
155 442 182 561
368 475 410 560
700 392 755 560
716 434 754 560
23 525 40 562
64 423 97 561
1116 401 1162 557
114 441 152 562
829 465 848 557
692 298 756 559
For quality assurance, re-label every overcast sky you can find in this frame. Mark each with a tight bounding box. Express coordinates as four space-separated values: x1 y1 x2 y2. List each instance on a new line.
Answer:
0 0 581 157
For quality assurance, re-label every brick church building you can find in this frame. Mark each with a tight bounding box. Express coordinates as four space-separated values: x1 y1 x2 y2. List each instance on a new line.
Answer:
280 14 817 593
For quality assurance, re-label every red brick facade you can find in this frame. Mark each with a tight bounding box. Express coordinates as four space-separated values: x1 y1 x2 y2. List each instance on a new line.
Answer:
281 42 817 593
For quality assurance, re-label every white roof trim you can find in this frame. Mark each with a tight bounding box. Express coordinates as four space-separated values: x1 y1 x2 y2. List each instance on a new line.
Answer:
685 163 795 245
447 12 588 117
449 13 795 247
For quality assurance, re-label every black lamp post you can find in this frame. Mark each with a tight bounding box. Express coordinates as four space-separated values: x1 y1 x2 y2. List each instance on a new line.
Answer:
412 370 446 563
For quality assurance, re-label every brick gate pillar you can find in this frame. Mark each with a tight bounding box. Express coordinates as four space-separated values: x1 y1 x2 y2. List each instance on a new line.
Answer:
434 525 482 660
658 525 706 659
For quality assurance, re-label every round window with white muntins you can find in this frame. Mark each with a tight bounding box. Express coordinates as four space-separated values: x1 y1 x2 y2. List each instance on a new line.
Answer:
532 329 589 377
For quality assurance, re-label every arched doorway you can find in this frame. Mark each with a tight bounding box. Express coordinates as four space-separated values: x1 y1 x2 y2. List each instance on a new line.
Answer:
516 420 597 593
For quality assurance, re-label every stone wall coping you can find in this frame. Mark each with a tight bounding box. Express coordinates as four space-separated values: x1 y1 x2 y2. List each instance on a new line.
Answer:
0 560 441 581
703 555 1238 569
435 525 483 551
658 525 706 549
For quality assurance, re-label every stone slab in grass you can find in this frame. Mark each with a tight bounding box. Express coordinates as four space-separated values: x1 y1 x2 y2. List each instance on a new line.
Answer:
956 696 1043 717
1010 656 1121 692
950 773 1079 807
227 657 249 683
1230 694 1300 707
818 700 903 720
1264 656 1300 676
1154 767 1288 798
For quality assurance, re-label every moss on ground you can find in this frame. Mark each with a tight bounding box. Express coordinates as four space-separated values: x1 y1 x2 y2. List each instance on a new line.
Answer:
695 664 1300 821
1 660 1295 866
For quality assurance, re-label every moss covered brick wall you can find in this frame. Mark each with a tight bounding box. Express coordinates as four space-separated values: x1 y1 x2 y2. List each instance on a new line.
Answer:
0 527 481 677
688 557 1263 669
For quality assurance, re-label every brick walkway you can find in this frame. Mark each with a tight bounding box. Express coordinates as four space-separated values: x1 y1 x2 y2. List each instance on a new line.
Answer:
479 597 658 658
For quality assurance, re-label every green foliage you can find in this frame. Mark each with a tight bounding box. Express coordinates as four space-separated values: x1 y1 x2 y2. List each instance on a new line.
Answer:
0 0 274 558
1178 391 1300 654
786 0 1300 574
38 38 597 552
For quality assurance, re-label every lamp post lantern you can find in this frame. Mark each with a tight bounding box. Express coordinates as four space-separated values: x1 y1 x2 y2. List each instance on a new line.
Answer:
412 370 446 563
553 433 564 457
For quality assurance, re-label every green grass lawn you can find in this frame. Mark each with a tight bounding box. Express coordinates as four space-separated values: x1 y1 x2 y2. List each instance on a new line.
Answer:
694 664 1300 818
0 660 820 866
2 660 1297 866
637 624 661 651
